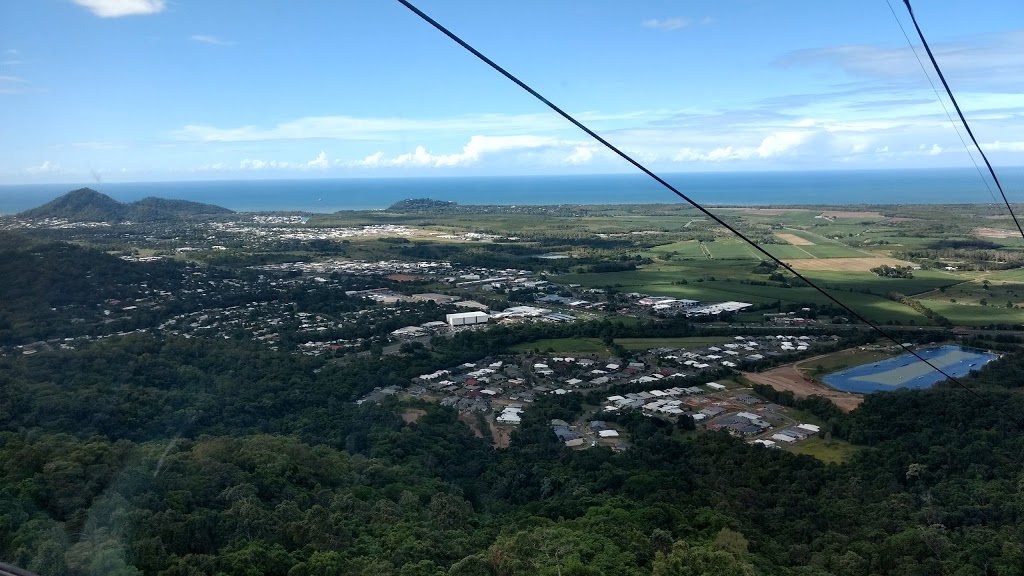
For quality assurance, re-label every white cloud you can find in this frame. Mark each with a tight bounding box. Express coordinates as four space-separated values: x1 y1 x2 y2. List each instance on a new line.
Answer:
565 146 596 165
985 141 1024 152
641 18 690 31
346 135 570 169
776 31 1024 91
0 60 20 66
239 158 291 170
171 112 650 143
237 151 331 171
0 75 28 94
928 144 943 156
26 160 61 174
757 131 810 158
190 35 234 46
306 150 329 169
72 0 166 18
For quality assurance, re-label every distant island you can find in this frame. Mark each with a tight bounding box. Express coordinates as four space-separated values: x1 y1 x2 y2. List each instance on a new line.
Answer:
387 198 460 212
18 188 233 222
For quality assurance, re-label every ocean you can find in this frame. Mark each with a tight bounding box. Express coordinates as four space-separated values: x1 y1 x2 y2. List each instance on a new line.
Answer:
2 167 1023 214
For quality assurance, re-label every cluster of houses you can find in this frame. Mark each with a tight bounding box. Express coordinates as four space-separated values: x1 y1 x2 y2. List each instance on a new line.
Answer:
550 419 624 449
209 221 416 243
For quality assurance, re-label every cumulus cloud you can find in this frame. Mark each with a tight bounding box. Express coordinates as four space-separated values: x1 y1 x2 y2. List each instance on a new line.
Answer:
347 135 577 169
72 0 166 18
190 35 234 46
26 160 61 174
237 151 332 171
641 17 689 31
565 146 596 165
306 151 329 169
757 131 810 158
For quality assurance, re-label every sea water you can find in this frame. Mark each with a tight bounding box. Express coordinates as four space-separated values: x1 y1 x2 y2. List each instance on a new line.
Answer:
2 167 1023 214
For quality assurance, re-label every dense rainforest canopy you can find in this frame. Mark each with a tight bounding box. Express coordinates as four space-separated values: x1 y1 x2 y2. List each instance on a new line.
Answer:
2 327 1023 575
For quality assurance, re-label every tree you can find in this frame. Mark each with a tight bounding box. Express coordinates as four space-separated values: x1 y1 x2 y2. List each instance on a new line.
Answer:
653 540 759 576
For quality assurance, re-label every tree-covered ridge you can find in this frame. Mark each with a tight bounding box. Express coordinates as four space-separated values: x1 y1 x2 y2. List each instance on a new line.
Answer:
18 188 232 222
1 328 1024 575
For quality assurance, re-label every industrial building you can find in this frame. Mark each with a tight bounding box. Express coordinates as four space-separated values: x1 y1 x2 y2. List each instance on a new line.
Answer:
446 311 490 327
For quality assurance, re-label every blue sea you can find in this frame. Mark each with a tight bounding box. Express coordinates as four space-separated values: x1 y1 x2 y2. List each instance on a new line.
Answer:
2 167 1023 214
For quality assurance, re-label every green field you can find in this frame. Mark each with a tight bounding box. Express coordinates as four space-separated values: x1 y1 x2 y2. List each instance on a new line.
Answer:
510 338 611 354
802 348 896 376
555 265 934 324
788 437 861 464
799 269 963 297
920 300 1024 326
615 336 735 350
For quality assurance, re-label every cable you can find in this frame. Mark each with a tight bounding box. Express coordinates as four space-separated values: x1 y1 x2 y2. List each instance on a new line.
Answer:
394 0 1024 426
902 0 1024 240
884 0 997 204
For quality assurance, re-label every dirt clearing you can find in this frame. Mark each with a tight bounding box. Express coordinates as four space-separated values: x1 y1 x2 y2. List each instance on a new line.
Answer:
402 409 426 424
458 412 484 438
975 227 1019 238
489 420 512 449
785 257 914 271
775 233 815 246
744 365 863 412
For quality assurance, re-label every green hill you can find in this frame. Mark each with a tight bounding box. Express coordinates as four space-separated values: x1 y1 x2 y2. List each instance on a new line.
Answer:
19 188 232 222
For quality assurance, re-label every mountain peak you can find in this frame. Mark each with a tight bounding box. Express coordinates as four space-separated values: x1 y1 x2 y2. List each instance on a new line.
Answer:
18 188 233 221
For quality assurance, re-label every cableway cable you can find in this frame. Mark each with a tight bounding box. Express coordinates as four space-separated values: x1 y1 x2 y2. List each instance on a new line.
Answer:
884 0 997 204
901 0 1024 240
395 0 1024 427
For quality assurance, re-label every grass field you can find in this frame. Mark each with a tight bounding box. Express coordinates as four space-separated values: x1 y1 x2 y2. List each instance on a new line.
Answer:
556 265 934 324
799 269 962 296
920 300 1024 326
799 348 897 376
788 437 860 464
615 336 735 350
762 244 818 260
510 338 611 354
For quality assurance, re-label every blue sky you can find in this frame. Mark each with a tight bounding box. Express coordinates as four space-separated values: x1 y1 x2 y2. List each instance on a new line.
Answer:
2 0 1023 183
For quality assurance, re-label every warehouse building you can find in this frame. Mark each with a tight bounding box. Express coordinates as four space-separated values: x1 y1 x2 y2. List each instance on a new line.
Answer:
446 311 490 328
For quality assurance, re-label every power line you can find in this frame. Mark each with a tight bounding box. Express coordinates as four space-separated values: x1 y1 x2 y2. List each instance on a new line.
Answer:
394 0 1024 426
884 0 997 204
901 0 1024 240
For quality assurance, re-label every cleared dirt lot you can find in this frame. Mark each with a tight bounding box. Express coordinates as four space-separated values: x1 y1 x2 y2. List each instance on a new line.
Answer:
785 257 915 271
775 233 815 246
975 227 1018 238
402 409 426 424
744 362 863 412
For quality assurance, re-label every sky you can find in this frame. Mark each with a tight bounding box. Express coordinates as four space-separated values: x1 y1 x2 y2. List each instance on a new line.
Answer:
2 0 1024 184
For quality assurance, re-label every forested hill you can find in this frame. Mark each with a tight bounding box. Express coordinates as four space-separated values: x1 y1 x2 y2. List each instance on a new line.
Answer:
18 188 232 221
2 321 1024 574
0 232 187 344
